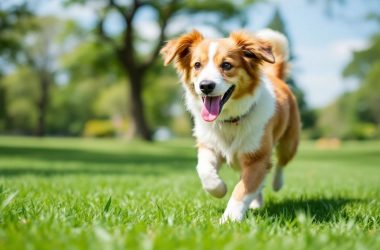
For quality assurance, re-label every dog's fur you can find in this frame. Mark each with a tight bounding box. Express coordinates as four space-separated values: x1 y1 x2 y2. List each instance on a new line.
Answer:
161 29 300 223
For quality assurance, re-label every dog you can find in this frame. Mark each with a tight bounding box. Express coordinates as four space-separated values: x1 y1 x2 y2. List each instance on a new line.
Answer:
160 29 300 223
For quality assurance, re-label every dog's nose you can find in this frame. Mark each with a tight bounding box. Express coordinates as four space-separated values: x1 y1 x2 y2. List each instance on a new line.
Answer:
199 80 216 95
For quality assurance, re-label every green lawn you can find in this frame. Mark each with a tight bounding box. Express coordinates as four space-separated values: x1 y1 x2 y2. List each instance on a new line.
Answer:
0 136 379 250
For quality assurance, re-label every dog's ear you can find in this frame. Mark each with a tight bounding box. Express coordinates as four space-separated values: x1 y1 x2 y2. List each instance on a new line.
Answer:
229 31 275 64
160 30 204 67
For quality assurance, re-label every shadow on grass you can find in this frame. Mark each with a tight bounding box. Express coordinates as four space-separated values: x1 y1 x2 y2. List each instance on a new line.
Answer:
0 145 196 177
249 197 363 223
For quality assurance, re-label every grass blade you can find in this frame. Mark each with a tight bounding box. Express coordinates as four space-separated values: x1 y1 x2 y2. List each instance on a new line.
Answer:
103 196 112 213
1 191 18 210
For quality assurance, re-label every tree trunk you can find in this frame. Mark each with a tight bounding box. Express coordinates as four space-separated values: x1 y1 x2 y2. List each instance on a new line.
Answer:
36 73 49 137
119 11 153 141
0 78 7 124
128 72 152 141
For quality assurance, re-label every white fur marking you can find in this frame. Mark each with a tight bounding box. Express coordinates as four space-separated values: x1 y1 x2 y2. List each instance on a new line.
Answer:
196 147 227 198
208 42 218 61
195 42 230 96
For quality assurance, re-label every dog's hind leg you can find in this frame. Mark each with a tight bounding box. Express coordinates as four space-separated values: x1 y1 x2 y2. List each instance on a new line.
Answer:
273 103 300 192
273 136 298 192
272 166 284 192
196 145 227 198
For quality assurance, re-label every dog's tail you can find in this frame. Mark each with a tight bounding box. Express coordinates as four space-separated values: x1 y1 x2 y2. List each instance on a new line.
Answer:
257 29 290 80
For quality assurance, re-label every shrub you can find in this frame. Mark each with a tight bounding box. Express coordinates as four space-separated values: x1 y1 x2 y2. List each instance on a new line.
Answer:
83 120 115 138
342 123 378 140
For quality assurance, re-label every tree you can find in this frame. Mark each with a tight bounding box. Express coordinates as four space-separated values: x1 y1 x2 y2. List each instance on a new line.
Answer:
0 2 32 67
58 32 126 136
64 0 258 140
2 66 39 134
266 7 316 129
0 1 32 131
19 17 69 136
1 15 77 136
343 19 380 126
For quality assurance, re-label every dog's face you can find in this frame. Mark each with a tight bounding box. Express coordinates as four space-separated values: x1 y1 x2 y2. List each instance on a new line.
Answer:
161 30 274 122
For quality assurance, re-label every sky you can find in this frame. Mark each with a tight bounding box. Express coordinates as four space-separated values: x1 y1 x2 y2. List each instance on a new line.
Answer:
34 0 379 108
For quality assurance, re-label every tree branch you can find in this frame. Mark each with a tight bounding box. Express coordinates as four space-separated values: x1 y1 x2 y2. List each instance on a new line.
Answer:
126 0 148 23
108 0 127 19
95 11 120 51
140 19 168 71
121 0 151 70
140 0 179 71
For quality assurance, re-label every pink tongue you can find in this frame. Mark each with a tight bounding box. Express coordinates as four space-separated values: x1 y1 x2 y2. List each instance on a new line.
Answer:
201 96 222 122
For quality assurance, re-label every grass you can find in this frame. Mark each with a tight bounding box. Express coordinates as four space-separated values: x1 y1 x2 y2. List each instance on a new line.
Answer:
0 136 379 250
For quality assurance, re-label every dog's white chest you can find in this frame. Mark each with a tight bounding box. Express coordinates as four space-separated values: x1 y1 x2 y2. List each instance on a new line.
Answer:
187 75 277 165
196 120 266 165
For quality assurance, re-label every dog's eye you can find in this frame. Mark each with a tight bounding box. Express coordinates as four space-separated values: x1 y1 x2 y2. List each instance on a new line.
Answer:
221 62 233 71
194 62 201 70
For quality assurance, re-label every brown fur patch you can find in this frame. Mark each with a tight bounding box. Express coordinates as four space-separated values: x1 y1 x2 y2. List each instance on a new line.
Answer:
160 30 204 95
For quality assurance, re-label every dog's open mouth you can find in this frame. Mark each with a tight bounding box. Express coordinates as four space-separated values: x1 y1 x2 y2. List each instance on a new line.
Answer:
201 85 235 122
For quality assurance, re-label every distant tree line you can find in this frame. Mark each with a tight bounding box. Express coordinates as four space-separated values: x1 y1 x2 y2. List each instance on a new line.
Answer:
0 1 323 140
314 1 380 140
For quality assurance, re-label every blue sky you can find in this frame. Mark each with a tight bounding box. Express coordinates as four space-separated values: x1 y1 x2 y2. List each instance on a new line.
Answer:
36 0 379 108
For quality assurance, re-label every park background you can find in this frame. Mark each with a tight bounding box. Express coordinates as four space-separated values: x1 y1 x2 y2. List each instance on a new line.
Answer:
0 1 379 250
1 0 380 141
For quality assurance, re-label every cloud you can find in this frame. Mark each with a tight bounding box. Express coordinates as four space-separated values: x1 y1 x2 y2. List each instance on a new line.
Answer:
297 74 343 108
328 39 369 61
292 38 368 108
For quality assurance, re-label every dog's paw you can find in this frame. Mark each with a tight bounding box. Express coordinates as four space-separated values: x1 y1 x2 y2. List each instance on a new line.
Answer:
203 180 227 198
219 199 246 224
249 192 263 209
219 209 244 224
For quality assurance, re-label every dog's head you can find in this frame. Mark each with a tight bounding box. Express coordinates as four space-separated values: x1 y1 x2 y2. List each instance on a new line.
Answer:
161 30 274 122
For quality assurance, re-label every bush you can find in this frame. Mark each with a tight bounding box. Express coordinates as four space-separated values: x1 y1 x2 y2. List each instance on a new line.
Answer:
83 120 115 138
342 123 378 140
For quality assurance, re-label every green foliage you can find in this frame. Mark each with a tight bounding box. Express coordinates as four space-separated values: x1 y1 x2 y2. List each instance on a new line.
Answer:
144 73 181 128
343 34 380 79
0 1 33 129
60 41 123 81
83 120 115 138
343 123 378 140
0 15 80 135
0 1 33 66
47 78 112 135
94 83 128 119
2 67 39 133
353 62 380 125
182 0 257 18
0 137 379 249
318 18 380 140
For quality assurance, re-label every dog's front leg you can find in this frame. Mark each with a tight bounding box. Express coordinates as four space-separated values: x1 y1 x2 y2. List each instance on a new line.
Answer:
220 151 270 223
196 145 227 198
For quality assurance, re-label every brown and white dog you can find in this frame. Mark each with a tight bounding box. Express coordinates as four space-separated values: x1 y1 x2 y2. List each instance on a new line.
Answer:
160 29 300 223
